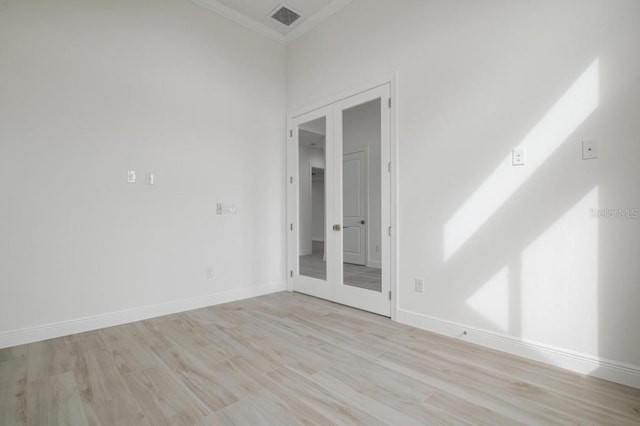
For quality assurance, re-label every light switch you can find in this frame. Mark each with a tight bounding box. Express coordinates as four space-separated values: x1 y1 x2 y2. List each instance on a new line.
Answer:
145 172 154 185
217 203 237 215
512 148 526 166
127 171 136 183
582 140 598 160
223 204 237 214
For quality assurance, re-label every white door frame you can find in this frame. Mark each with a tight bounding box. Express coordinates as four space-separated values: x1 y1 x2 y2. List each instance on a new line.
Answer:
286 74 399 321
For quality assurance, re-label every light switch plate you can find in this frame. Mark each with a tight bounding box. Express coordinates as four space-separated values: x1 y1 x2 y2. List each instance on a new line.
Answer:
127 170 136 183
582 140 598 160
415 278 424 293
145 172 154 185
223 204 237 214
512 148 526 166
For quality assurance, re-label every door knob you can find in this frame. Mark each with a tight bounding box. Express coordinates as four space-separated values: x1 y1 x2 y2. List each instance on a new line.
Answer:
360 220 366 224
333 224 342 231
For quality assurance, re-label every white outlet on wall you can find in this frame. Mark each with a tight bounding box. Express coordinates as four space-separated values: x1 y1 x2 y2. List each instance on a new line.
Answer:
582 140 598 160
415 278 424 293
206 267 214 279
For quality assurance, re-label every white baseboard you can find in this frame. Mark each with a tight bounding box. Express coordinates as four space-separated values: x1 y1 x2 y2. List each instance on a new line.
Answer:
0 282 286 349
366 260 382 269
396 308 640 390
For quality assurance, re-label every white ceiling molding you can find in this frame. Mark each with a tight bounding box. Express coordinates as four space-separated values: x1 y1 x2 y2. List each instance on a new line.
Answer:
285 0 351 44
191 0 287 44
191 0 352 46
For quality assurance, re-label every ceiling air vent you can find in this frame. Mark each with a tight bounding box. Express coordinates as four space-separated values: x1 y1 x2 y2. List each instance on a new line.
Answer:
270 5 301 27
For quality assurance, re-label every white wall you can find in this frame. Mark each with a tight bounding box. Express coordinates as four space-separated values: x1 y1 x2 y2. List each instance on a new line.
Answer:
343 99 382 268
287 0 640 382
0 0 286 344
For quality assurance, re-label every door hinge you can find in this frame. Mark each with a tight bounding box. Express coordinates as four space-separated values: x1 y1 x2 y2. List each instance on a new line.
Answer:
290 130 293 138
290 270 293 278
388 162 392 172
388 226 392 236
290 223 294 231
388 98 392 109
389 291 392 300
290 176 293 184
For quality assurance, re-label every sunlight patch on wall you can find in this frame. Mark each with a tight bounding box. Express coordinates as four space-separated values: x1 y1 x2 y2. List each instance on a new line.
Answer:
521 187 599 362
465 266 510 332
444 59 600 261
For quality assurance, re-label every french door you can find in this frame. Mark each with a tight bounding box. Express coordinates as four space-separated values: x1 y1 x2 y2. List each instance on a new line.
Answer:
287 84 392 316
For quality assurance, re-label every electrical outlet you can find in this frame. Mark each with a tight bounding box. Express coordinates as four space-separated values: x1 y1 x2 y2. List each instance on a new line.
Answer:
415 278 424 293
582 140 598 160
206 267 214 280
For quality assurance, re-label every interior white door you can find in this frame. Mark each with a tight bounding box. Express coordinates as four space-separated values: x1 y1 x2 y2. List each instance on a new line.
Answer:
335 84 391 317
342 151 367 266
288 83 392 317
289 106 334 302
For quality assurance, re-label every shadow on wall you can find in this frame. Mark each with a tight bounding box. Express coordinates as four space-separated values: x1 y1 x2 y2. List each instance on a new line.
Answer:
441 58 603 373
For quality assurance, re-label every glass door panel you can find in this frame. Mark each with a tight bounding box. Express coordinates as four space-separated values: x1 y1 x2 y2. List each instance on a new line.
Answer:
290 106 335 302
298 116 327 281
341 99 383 292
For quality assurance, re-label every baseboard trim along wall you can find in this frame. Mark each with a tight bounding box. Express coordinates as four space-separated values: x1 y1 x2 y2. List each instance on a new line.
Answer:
396 308 640 390
0 281 286 349
366 260 382 269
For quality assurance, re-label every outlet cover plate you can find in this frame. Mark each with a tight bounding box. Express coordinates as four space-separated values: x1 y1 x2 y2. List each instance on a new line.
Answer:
582 140 598 160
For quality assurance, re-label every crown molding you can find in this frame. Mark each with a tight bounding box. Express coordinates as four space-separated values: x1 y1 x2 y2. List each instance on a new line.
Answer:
285 0 351 44
192 0 287 44
191 0 352 46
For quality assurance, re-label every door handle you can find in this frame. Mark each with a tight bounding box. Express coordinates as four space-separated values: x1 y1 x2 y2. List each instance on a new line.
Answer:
360 220 365 224
333 224 342 231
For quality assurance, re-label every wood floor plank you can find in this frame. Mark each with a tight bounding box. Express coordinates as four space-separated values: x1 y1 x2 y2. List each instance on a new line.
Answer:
264 366 387 425
25 371 89 426
122 366 210 425
71 332 151 426
1 291 638 425
0 358 28 425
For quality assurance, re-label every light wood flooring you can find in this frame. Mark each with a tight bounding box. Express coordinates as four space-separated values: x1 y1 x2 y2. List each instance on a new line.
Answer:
1 292 639 425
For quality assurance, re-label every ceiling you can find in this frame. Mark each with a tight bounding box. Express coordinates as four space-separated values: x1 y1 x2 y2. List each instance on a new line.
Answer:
191 0 351 45
299 129 326 148
299 117 326 148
